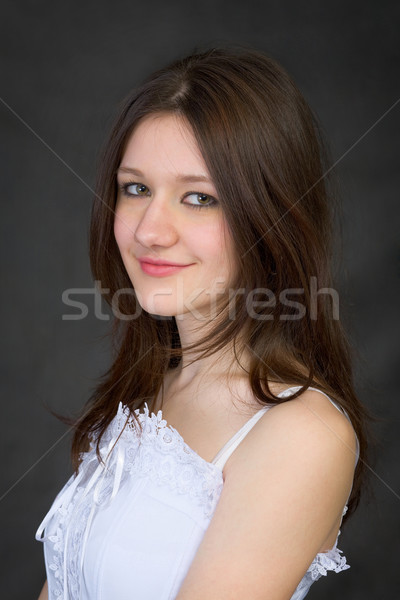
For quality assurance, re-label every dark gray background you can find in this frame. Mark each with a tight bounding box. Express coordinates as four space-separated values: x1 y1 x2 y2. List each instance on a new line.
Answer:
1 1 399 598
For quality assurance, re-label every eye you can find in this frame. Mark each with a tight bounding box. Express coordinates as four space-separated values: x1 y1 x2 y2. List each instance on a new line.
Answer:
120 182 150 197
183 192 218 208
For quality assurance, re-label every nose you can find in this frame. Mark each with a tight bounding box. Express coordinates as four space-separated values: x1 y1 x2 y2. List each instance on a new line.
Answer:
133 195 179 250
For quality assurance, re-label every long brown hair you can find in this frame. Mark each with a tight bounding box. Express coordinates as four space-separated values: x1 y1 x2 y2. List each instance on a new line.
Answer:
72 47 368 517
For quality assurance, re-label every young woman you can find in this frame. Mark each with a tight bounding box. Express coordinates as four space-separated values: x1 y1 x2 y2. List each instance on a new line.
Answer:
36 47 367 600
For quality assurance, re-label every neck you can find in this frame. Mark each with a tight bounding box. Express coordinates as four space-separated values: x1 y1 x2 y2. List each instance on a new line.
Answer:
171 311 249 388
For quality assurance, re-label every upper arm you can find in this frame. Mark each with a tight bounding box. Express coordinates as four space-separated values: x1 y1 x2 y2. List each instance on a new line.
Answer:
176 391 357 600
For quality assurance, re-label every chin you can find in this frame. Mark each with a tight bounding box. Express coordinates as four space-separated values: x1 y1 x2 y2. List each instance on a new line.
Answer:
138 298 182 319
138 299 212 323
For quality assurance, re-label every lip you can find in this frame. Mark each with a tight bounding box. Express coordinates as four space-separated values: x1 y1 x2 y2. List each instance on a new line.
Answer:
138 257 194 277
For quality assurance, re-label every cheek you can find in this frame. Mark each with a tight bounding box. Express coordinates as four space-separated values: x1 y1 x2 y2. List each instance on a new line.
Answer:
113 209 133 253
219 224 238 281
197 220 236 271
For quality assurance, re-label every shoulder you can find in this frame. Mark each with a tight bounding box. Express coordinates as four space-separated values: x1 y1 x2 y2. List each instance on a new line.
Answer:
222 386 357 536
227 387 357 477
176 389 357 599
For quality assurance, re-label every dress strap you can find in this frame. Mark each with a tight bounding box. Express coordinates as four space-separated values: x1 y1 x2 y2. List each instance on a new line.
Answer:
277 385 342 412
211 385 359 471
211 406 270 469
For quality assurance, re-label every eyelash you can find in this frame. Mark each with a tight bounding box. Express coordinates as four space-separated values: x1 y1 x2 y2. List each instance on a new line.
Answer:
118 182 218 210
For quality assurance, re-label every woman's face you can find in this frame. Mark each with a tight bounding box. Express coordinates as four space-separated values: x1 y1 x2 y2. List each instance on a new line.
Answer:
114 113 237 320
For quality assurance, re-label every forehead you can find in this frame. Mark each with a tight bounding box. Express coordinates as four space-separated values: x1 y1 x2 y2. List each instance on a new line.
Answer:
120 113 209 178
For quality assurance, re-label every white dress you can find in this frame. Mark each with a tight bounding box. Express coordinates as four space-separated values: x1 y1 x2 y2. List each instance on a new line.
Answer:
36 386 357 600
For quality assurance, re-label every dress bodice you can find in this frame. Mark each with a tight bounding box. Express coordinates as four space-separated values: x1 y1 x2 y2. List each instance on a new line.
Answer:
36 387 353 600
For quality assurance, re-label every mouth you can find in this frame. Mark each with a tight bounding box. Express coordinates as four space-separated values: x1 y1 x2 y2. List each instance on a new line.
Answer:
138 258 194 277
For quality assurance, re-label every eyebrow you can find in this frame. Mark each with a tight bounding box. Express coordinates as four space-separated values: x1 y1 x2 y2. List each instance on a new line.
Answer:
117 166 211 184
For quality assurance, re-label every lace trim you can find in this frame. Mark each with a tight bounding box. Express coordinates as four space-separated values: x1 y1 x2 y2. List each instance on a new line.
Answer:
102 403 224 515
46 483 87 600
40 402 349 600
40 403 224 599
293 534 349 597
307 544 349 581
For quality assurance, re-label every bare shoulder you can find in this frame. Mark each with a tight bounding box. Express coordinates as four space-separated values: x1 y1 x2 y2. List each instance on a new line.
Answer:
176 388 357 600
226 387 357 477
221 387 358 534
